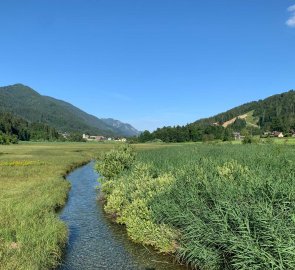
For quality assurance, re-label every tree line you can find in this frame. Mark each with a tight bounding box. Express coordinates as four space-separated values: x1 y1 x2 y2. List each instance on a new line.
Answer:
0 112 60 144
0 112 86 144
134 90 295 143
135 120 261 143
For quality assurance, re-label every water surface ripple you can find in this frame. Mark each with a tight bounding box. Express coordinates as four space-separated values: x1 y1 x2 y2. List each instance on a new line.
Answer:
57 162 189 270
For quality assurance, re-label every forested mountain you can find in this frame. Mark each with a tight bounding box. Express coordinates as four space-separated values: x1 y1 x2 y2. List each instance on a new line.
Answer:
0 84 139 137
194 90 295 131
138 90 295 143
0 112 59 144
101 118 139 137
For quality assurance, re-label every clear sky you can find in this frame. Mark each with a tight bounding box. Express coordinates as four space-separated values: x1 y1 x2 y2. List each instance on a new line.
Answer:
0 0 295 131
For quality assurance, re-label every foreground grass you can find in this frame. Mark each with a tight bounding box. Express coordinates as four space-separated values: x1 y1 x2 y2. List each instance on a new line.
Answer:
0 142 124 270
3 140 294 269
0 141 174 270
98 143 295 270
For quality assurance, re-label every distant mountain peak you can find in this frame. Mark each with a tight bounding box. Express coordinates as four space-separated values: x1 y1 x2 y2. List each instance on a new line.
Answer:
101 118 140 136
3 83 40 96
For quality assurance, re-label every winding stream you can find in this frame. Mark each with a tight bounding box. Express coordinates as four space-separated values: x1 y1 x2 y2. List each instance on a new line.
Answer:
57 162 189 270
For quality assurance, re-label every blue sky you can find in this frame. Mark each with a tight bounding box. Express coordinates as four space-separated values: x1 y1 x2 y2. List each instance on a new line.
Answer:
0 0 295 131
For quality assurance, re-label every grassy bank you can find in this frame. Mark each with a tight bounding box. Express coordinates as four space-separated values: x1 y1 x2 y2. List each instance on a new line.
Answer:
0 141 174 269
97 143 295 270
0 142 123 270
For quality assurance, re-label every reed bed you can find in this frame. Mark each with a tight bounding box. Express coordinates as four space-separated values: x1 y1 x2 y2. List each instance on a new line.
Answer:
98 143 295 270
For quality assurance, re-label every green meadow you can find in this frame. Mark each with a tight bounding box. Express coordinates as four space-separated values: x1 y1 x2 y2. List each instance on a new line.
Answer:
0 142 115 270
0 141 173 270
1 141 295 269
97 143 295 270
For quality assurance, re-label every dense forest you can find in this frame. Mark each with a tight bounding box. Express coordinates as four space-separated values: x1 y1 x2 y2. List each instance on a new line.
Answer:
136 90 295 143
136 123 260 143
194 90 295 130
0 112 61 144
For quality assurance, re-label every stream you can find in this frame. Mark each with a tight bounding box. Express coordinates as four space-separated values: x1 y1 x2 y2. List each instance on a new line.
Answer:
57 161 189 270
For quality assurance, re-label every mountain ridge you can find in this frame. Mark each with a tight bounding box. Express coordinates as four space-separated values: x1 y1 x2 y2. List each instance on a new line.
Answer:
0 84 139 137
138 89 295 142
193 90 295 131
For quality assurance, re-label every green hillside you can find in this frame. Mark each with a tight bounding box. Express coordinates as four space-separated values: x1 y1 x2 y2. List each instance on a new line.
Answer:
244 110 259 127
0 84 139 137
138 90 295 142
195 90 295 131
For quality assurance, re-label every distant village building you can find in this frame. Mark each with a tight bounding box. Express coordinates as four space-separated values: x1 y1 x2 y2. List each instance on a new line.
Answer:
115 138 127 142
272 131 284 138
82 134 126 142
82 134 106 141
233 132 244 140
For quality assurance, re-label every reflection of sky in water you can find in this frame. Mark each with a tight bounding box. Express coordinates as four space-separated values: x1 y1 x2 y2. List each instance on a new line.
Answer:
57 162 189 270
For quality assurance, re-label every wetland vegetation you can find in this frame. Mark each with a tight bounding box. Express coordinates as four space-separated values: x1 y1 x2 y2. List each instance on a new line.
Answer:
1 141 295 269
0 142 172 269
0 142 116 269
97 143 295 269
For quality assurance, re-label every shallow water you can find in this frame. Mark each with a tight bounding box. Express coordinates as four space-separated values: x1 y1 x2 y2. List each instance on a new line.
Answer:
57 162 189 270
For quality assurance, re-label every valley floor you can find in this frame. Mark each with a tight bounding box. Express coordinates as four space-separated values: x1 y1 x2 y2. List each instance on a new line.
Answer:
1 141 295 269
0 141 172 270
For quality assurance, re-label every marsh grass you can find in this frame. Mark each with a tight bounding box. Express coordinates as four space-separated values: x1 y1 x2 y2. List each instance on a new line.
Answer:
99 143 295 270
0 142 124 270
3 141 292 269
0 141 173 269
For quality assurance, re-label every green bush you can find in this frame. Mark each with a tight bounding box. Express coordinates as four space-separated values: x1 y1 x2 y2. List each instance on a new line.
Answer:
242 135 253 144
0 132 18 145
96 147 178 253
95 144 135 181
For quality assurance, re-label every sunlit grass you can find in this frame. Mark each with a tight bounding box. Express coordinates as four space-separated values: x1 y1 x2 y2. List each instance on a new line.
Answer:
99 143 295 269
2 140 294 269
0 142 127 270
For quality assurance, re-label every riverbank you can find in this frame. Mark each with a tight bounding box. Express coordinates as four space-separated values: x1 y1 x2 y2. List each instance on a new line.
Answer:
0 142 177 269
0 142 118 270
58 161 189 270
